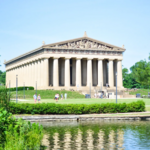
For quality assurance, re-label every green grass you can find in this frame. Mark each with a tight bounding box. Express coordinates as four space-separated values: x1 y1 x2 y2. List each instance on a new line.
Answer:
129 89 150 96
12 98 150 104
10 90 84 99
0 85 5 89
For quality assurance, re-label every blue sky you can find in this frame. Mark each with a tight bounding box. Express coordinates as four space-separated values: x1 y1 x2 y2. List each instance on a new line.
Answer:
0 0 150 71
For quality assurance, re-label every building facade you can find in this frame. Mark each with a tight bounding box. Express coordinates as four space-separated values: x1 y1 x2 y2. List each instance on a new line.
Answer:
4 32 125 90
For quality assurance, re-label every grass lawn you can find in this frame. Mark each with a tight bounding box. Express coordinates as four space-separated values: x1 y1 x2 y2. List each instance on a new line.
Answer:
129 89 150 96
0 85 5 89
12 98 150 104
10 90 84 99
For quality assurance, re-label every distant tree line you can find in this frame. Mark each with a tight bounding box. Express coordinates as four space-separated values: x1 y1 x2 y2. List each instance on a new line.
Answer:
123 54 150 89
0 70 6 85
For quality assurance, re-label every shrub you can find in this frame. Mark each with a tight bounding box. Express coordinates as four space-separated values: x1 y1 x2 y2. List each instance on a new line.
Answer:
9 100 145 114
4 120 43 150
8 86 34 92
0 88 10 111
0 108 16 146
0 108 43 149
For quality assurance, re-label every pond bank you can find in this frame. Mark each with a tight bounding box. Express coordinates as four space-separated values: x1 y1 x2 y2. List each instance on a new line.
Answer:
15 112 150 121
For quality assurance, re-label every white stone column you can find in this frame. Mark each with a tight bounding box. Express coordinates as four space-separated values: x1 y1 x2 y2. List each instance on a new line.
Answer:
87 58 92 87
117 60 123 87
98 59 103 87
43 58 49 87
22 64 25 86
108 59 114 87
10 69 12 87
13 67 15 87
32 61 36 87
65 58 70 87
30 62 34 87
18 65 21 87
28 63 31 86
26 63 29 86
53 57 59 87
76 58 81 87
34 61 38 87
40 59 44 87
37 60 41 87
16 67 18 87
29 62 32 87
12 68 14 87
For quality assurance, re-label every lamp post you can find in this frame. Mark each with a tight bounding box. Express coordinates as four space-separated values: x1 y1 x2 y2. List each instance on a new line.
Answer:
116 72 117 103
16 75 18 103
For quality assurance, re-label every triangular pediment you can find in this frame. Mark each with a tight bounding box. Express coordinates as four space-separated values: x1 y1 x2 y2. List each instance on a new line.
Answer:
43 36 125 51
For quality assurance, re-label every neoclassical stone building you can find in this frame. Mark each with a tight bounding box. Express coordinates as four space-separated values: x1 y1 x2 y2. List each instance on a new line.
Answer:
5 32 125 91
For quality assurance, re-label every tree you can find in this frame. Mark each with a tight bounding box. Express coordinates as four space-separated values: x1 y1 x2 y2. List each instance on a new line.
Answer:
0 71 6 85
122 68 141 89
130 60 150 86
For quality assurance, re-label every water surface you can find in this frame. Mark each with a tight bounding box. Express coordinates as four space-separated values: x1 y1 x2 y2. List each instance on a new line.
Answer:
39 120 150 150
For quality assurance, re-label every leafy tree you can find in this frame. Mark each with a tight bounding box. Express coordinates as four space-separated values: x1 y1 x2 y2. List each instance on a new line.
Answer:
122 68 141 89
0 71 6 85
130 60 150 86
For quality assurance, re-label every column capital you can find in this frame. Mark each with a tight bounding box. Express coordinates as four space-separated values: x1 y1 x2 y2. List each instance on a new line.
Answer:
65 57 71 60
98 58 104 60
87 58 93 60
41 56 49 59
53 57 60 59
109 58 114 61
76 57 82 60
117 59 123 61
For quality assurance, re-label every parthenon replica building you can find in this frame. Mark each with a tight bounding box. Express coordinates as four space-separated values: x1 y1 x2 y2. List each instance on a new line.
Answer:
5 32 125 91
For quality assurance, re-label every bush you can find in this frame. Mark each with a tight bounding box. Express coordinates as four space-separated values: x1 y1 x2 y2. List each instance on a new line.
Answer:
9 100 145 114
0 108 16 145
4 120 43 150
8 86 34 92
0 88 10 111
0 108 43 149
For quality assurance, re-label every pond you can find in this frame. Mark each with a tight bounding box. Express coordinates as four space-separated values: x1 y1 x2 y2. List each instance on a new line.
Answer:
39 120 150 150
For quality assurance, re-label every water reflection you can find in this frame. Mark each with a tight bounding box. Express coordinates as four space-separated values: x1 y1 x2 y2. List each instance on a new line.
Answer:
40 120 150 150
108 130 115 150
75 129 82 150
97 130 104 149
86 129 94 149
64 131 71 150
117 130 124 150
53 133 60 150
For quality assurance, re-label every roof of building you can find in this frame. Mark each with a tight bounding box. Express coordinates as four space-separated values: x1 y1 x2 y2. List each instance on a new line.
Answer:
4 32 125 65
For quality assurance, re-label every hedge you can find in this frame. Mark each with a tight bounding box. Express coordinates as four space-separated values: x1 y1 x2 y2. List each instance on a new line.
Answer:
4 86 34 92
9 100 145 114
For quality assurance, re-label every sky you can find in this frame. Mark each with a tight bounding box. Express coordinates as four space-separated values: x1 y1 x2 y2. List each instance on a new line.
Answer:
0 0 150 71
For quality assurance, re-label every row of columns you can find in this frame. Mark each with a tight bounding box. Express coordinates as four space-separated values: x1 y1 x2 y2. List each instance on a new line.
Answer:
6 57 123 88
52 57 123 88
6 58 49 88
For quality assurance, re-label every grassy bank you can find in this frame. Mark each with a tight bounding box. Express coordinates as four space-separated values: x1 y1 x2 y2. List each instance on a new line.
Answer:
10 90 84 99
129 89 150 96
